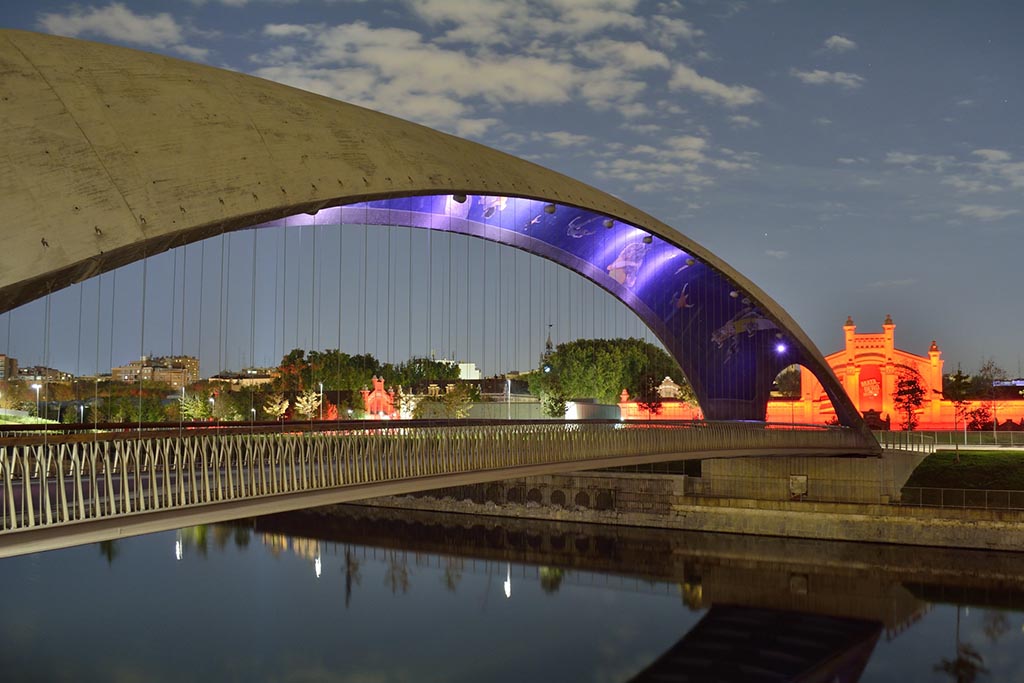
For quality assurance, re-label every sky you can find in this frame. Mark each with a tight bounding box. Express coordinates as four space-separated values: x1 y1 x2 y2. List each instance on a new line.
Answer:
2 0 1023 378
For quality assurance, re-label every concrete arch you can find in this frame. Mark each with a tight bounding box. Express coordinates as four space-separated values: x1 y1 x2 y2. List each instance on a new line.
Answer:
0 30 874 446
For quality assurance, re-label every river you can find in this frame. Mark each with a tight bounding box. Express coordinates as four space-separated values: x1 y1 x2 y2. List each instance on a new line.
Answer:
1 505 1022 682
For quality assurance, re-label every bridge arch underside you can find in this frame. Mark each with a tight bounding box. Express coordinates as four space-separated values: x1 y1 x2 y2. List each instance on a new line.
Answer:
260 194 827 423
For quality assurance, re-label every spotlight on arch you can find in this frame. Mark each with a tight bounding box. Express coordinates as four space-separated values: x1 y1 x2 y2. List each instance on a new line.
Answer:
642 234 653 244
543 203 556 214
729 290 740 298
452 194 467 204
775 342 788 354
603 218 614 228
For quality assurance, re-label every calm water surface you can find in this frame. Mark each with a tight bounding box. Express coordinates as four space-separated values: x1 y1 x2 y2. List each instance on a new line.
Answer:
2 507 1023 682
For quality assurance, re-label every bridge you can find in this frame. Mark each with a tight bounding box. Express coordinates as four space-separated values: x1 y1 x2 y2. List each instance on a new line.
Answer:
0 419 866 557
0 31 889 556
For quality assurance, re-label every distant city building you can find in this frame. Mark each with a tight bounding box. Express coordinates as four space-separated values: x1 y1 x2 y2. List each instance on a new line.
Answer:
437 359 481 380
111 355 199 389
209 368 275 389
0 353 17 381
17 365 72 382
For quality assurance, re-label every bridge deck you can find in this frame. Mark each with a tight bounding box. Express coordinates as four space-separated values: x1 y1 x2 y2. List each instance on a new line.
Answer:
0 419 877 557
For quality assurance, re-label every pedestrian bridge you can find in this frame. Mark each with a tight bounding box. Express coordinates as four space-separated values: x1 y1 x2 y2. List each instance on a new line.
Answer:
0 419 871 557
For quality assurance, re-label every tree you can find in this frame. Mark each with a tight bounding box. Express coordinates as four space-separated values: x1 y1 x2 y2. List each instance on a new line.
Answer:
263 393 289 421
636 374 664 419
971 358 1007 398
527 337 693 408
774 365 802 398
180 393 211 421
941 366 973 432
294 389 322 420
893 364 926 431
967 404 991 431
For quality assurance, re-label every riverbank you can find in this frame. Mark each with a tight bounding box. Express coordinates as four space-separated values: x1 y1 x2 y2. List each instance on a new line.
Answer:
354 467 1024 552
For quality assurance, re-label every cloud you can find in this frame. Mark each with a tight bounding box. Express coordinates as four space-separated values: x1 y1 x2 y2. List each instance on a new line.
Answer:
651 15 704 47
813 117 832 126
532 131 593 148
575 40 670 70
823 35 857 52
765 249 788 259
836 157 866 164
668 64 761 107
729 115 760 128
956 204 1020 221
38 2 210 60
39 2 183 46
972 148 1011 163
942 176 1001 193
791 68 866 89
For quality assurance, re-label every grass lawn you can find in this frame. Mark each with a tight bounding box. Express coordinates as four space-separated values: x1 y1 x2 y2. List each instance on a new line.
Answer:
904 450 1024 490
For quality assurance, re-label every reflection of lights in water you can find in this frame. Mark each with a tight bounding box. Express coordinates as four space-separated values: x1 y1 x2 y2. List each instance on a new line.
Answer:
315 553 322 579
503 563 511 599
175 540 182 561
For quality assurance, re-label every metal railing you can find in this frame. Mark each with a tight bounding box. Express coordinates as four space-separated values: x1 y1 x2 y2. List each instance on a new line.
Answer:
875 430 1024 449
899 487 1024 511
873 431 936 453
0 419 869 535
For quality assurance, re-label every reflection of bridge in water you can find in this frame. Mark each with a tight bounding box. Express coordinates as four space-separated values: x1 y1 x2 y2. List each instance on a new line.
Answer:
0 419 869 557
255 505 1024 681
253 505 1024 682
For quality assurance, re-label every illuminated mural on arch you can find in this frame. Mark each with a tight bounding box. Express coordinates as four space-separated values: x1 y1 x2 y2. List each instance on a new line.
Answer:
256 194 798 421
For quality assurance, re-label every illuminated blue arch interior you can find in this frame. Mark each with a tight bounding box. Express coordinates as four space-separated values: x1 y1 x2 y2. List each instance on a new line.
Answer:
257 194 802 420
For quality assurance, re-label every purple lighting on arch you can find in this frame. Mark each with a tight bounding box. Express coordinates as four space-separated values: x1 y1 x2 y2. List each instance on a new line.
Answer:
775 342 788 354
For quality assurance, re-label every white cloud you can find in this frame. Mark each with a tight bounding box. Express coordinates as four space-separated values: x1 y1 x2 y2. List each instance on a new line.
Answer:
39 2 183 46
729 115 760 128
836 157 866 164
651 15 704 47
956 204 1020 221
823 35 857 52
532 131 593 148
942 176 1001 193
765 249 788 259
956 98 975 106
972 149 1011 163
813 117 832 126
575 40 670 70
791 68 866 89
38 2 210 60
668 64 761 107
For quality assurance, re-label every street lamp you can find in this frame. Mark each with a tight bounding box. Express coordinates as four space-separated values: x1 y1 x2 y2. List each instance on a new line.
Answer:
319 382 324 420
31 383 41 417
208 396 215 422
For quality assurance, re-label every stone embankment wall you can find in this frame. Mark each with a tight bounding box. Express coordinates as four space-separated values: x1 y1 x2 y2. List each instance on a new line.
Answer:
363 462 1024 552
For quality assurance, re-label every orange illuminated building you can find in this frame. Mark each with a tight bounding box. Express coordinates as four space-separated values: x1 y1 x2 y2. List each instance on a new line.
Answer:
765 315 1024 429
619 315 1024 430
361 376 399 420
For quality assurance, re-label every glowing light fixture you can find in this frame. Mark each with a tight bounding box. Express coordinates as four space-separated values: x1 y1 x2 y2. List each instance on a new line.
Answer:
775 343 788 354
603 218 614 228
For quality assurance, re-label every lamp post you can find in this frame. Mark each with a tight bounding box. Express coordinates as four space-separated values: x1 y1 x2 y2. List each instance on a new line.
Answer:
208 396 215 423
506 378 511 420
319 382 324 421
31 383 41 417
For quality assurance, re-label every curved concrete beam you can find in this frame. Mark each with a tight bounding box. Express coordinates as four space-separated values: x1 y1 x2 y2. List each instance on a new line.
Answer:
0 30 876 448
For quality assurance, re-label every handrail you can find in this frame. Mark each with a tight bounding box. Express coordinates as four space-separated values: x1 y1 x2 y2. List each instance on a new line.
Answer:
0 421 871 537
